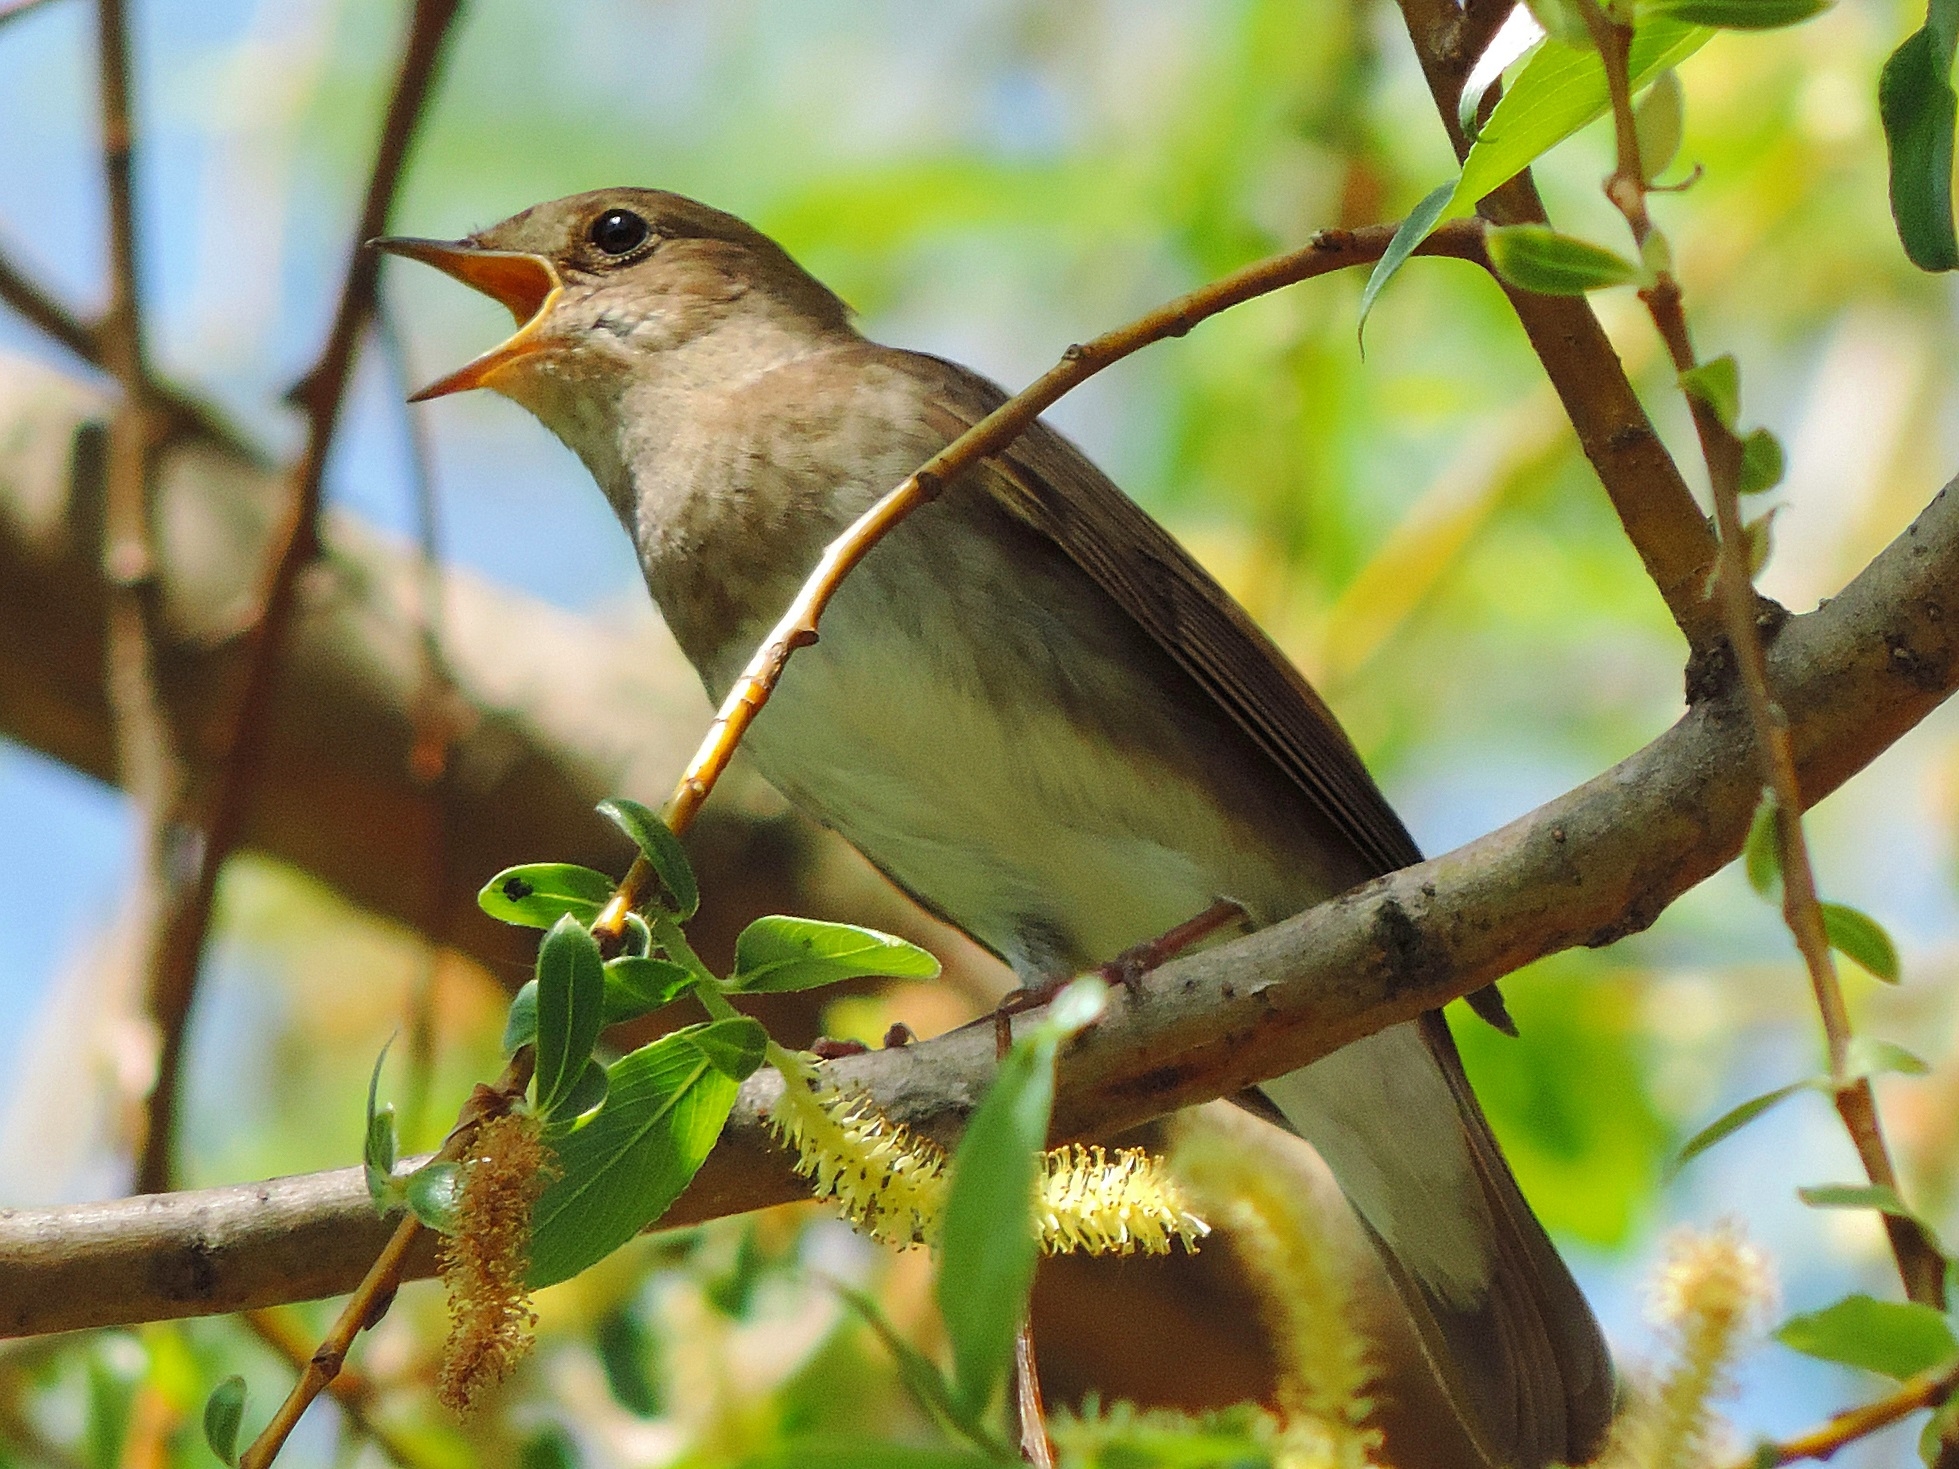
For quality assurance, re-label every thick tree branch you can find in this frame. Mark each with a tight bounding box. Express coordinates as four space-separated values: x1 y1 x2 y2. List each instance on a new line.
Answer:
6 469 1955 1337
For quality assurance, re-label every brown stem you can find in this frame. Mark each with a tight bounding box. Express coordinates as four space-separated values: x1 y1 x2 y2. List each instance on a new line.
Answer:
591 218 1489 941
1013 1323 1056 1468
132 0 465 1195
243 1308 438 1469
1732 1358 1959 1468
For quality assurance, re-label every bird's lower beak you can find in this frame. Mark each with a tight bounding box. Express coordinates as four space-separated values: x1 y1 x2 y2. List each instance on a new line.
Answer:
369 237 563 401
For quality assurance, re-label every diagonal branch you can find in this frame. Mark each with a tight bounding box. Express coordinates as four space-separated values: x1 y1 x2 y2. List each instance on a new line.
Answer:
7 466 1956 1337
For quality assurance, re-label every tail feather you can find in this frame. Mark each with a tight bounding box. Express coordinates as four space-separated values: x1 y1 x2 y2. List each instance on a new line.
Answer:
1257 1014 1614 1468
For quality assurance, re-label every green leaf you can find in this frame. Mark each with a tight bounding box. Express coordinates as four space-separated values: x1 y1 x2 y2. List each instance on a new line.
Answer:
1845 1036 1931 1079
937 978 1106 1418
1448 20 1713 214
404 1162 461 1233
534 917 607 1120
528 1024 745 1286
1822 903 1902 982
552 1058 610 1126
1679 354 1741 429
504 981 539 1056
834 1284 1004 1455
202 1377 246 1467
364 1041 397 1207
1743 789 1781 895
1798 1181 1915 1214
704 1224 767 1318
1673 1078 1820 1172
1922 1397 1959 1466
595 1305 665 1417
479 863 616 930
728 916 941 994
1649 0 1828 28
604 956 696 1020
690 1016 769 1080
1881 11 1959 273
1486 225 1639 294
1742 509 1776 578
1775 1294 1959 1379
1737 428 1786 495
1634 70 1685 180
517 1427 580 1469
599 798 700 919
1356 181 1455 339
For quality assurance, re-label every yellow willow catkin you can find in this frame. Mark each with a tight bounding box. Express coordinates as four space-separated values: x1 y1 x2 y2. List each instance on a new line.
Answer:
1606 1222 1774 1469
1170 1108 1378 1467
766 1071 1206 1255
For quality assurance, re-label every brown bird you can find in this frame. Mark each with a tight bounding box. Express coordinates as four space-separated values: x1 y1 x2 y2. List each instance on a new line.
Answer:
376 189 1613 1467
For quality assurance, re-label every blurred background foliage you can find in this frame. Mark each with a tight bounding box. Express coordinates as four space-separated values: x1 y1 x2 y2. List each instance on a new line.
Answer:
2 0 1958 1464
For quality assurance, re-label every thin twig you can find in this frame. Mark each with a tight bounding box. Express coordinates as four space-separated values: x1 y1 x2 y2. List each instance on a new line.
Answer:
132 0 465 1194
0 246 96 359
236 1049 532 1469
1731 1358 1959 1467
588 217 1489 940
1573 0 1947 1310
0 0 65 27
244 1307 438 1469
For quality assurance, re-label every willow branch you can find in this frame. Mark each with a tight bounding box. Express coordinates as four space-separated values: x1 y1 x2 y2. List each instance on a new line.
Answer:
9 468 1956 1337
589 217 1491 938
1732 1357 1959 1468
133 0 465 1194
243 1310 437 1469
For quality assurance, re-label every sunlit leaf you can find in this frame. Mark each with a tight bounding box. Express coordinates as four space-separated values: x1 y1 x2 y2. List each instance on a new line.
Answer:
404 1162 461 1233
202 1377 246 1467
1357 181 1454 338
1880 0 1959 273
1743 789 1781 895
1634 70 1685 179
599 797 699 919
728 916 940 993
1776 1294 1959 1379
1844 1036 1931 1079
529 1024 745 1286
688 1016 768 1081
1821 902 1902 982
604 956 696 1018
1486 225 1639 294
1679 354 1741 429
1737 428 1786 495
534 917 607 1120
364 1040 397 1207
1673 1078 1819 1172
478 863 616 930
1649 0 1828 28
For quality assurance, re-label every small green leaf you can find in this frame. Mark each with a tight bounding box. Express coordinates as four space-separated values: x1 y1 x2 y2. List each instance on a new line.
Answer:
1649 0 1828 28
1486 225 1639 295
551 1059 610 1126
603 956 696 1021
528 1024 746 1286
404 1162 461 1233
202 1376 246 1467
1356 181 1455 339
479 863 616 929
1742 509 1776 579
1673 1078 1820 1172
364 1041 397 1207
1634 70 1685 180
1798 1181 1914 1214
1775 1294 1959 1379
1738 428 1786 495
835 1285 1004 1455
517 1427 580 1469
1881 17 1959 273
1822 903 1902 982
1845 1036 1931 1079
937 978 1106 1419
1679 354 1741 429
1921 1396 1959 1465
535 917 607 1120
595 1305 665 1417
599 798 699 919
728 916 941 994
688 1016 768 1080
504 981 540 1056
1743 789 1781 895
1522 0 1593 44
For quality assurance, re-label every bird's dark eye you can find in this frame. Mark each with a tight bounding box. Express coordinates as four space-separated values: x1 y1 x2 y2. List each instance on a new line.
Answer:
589 208 650 257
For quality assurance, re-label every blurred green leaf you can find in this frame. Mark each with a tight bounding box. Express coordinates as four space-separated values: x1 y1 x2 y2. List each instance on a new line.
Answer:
1650 0 1829 28
1797 1181 1914 1213
518 1426 582 1469
1821 902 1902 982
599 797 699 918
1880 0 1959 273
937 979 1105 1418
1923 1398 1959 1465
405 1162 461 1233
202 1376 246 1467
1744 790 1781 895
728 916 941 993
738 1445 1005 1469
1634 70 1685 180
1679 354 1741 429
1742 509 1776 578
85 1347 138 1469
1675 1079 1819 1172
535 917 607 1120
1448 20 1712 214
1356 181 1454 338
1486 225 1639 294
1775 1294 1958 1378
595 1304 665 1417
704 1224 767 1318
1737 428 1786 495
529 1023 745 1286
835 1285 1005 1455
364 1041 397 1207
1844 1036 1931 1079
479 864 616 930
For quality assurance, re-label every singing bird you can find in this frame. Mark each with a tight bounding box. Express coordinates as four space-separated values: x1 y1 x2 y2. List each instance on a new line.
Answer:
377 190 1612 1467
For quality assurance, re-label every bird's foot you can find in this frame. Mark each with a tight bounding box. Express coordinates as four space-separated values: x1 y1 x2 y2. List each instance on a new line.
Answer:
807 1023 916 1061
1095 896 1249 994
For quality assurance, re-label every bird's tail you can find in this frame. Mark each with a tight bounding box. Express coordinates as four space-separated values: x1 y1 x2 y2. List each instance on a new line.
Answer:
1256 1013 1615 1468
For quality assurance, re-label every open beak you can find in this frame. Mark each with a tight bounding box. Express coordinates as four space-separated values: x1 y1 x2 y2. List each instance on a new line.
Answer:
370 237 563 401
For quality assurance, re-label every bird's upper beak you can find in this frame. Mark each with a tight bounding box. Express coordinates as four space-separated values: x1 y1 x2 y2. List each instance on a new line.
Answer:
369 237 563 401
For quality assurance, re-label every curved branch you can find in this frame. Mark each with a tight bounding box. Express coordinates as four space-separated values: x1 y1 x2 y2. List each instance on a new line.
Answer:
6 471 1956 1339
